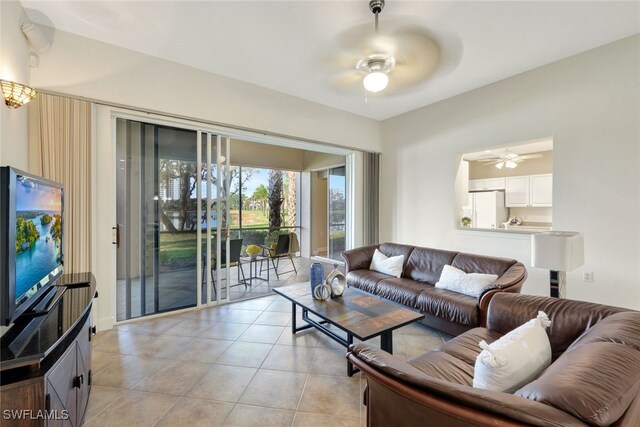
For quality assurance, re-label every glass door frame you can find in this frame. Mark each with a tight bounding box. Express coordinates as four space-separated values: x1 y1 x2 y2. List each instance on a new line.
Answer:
198 133 233 307
102 107 359 328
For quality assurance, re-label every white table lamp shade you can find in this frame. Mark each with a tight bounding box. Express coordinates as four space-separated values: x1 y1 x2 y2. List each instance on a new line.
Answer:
531 232 584 272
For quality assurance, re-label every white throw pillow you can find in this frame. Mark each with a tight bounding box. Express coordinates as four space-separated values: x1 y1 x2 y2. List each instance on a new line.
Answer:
473 311 552 393
435 265 498 298
369 249 404 278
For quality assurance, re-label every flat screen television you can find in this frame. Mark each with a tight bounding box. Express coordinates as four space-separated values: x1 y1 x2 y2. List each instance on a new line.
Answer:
1 167 64 326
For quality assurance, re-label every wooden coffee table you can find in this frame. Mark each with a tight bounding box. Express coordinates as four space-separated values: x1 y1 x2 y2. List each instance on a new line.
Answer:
274 283 425 376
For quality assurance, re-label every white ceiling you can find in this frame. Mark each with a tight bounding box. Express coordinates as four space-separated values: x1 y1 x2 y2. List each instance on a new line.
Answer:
22 1 640 121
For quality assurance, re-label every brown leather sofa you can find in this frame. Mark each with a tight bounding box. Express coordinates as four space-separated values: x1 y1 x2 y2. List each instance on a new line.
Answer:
348 293 640 427
342 243 527 335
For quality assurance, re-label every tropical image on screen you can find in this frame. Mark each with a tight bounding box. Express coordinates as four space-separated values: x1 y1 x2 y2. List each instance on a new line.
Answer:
15 176 62 303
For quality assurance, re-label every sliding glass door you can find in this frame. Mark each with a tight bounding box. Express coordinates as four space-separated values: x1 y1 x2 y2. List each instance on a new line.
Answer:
115 120 199 320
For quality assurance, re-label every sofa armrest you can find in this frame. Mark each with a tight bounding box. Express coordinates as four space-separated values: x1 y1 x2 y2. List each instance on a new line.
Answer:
348 344 587 427
341 245 379 272
486 293 629 358
478 262 527 326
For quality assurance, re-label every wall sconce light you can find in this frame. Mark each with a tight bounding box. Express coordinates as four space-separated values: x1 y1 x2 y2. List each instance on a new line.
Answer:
0 80 37 108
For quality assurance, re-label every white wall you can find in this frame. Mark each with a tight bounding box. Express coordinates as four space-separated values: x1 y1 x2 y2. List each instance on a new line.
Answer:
30 30 381 153
0 1 30 170
380 35 640 310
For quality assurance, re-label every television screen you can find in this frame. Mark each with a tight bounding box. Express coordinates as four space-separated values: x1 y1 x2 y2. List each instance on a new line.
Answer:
14 175 63 306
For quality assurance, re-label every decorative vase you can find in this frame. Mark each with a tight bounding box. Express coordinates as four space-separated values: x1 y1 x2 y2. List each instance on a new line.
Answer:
326 264 346 297
313 283 332 301
249 253 258 260
310 262 324 296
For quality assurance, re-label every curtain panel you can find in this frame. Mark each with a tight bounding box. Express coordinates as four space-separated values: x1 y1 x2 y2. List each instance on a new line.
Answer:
29 93 92 273
362 151 380 246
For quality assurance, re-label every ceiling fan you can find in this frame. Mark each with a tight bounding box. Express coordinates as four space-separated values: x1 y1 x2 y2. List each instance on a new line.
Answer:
478 149 543 169
330 0 441 95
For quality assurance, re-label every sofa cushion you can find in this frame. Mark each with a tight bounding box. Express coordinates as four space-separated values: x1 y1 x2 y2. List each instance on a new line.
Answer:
416 287 479 326
451 252 516 277
515 342 640 426
346 270 391 293
567 311 640 353
378 243 415 270
403 247 458 283
436 265 498 298
473 312 552 393
370 249 404 278
435 328 503 365
375 278 430 307
407 351 475 386
487 294 627 359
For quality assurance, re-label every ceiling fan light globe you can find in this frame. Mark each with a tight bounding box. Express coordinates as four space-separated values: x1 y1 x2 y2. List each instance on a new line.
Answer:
495 162 504 169
363 71 388 92
505 160 518 168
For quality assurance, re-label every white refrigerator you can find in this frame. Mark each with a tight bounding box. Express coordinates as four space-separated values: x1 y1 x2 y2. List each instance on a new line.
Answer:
465 191 508 229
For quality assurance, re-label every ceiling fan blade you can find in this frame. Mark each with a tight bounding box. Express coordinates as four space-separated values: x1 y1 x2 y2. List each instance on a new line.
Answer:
483 160 504 165
518 154 544 160
478 158 501 162
332 20 441 95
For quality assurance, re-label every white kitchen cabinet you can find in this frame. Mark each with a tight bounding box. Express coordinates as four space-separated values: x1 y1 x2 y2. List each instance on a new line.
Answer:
530 174 553 207
506 174 553 207
469 177 506 191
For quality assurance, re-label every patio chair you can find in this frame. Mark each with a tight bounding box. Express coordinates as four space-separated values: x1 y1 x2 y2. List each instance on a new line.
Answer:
201 238 246 298
260 232 299 279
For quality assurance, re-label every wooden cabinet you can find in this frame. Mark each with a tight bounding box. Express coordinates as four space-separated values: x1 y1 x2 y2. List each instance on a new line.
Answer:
44 314 92 427
505 174 552 207
469 177 505 191
1 274 96 427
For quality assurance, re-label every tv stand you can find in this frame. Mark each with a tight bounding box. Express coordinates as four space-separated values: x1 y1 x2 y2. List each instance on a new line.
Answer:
0 273 96 427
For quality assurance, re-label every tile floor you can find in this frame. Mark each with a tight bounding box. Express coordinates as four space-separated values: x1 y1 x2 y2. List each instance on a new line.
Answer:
87 293 451 426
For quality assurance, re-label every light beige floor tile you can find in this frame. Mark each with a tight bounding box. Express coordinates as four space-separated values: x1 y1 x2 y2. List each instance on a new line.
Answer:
91 350 122 375
163 318 217 337
266 299 293 312
293 412 359 427
309 347 350 377
216 341 273 367
239 369 307 410
132 360 211 395
237 324 286 344
155 397 234 427
92 355 167 389
262 345 316 373
198 322 250 340
172 338 234 363
222 309 263 324
83 390 178 427
234 299 273 311
253 311 291 326
316 331 347 350
276 328 320 347
223 404 295 427
121 317 184 335
401 333 443 359
125 334 195 359
83 386 127 423
186 364 257 402
298 374 361 419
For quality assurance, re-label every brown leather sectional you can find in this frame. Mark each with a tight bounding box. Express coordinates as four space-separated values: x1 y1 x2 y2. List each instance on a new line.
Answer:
347 293 640 426
342 243 527 335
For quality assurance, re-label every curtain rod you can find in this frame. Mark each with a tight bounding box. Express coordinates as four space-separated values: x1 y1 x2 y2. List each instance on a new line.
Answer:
34 88 380 155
